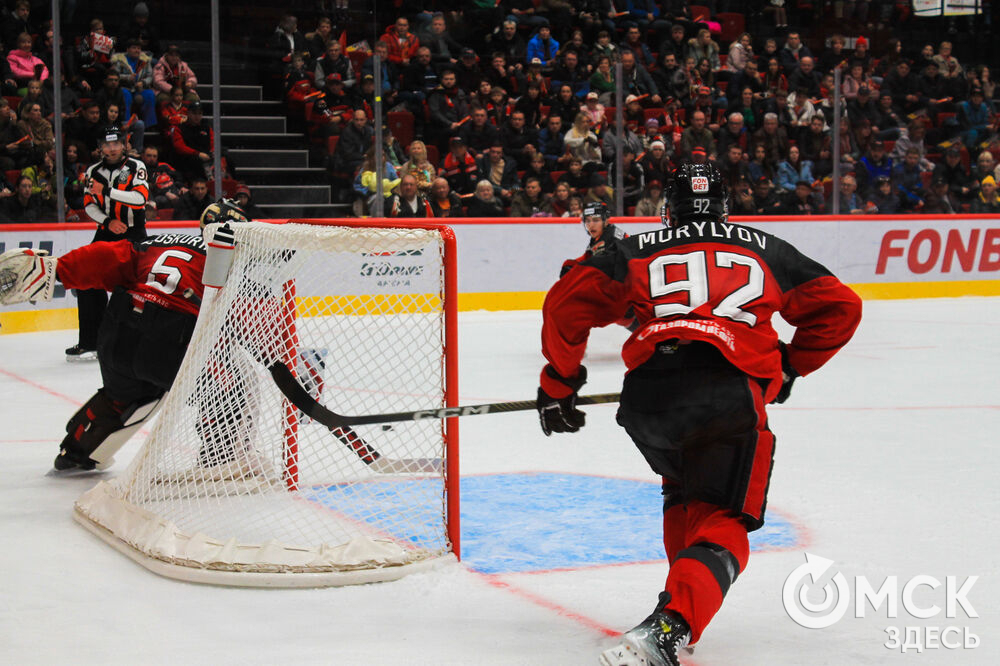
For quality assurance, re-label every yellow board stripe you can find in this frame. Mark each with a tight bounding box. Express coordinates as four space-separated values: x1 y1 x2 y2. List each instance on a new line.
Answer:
4 281 1000 334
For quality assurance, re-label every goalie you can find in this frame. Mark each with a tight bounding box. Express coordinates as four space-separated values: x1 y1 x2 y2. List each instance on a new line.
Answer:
0 199 249 474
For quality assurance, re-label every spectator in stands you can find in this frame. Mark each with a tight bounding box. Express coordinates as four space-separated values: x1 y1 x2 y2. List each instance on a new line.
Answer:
779 32 812 75
476 142 518 202
958 88 992 153
679 109 715 160
141 144 184 210
865 176 900 214
157 85 189 134
891 121 934 171
332 108 373 177
510 176 553 216
233 184 264 219
549 85 582 130
872 91 904 140
306 17 334 61
894 147 927 210
386 173 433 217
538 114 572 170
619 51 661 105
717 143 749 192
799 114 832 177
174 176 212 220
267 14 306 73
419 13 461 67
21 148 55 205
547 180 572 216
725 32 754 75
817 34 849 75
563 112 602 168
17 101 53 160
584 172 614 207
76 19 115 91
153 45 198 105
441 136 479 195
314 41 354 90
500 109 539 170
972 150 998 185
620 24 655 72
558 156 591 195
459 106 499 156
427 69 469 149
728 87 764 133
932 145 974 202
119 3 160 56
397 140 436 194
591 29 619 66
526 22 560 69
112 39 157 129
18 79 47 118
775 145 814 194
632 178 662 217
380 17 420 67
65 100 103 160
715 112 748 157
588 56 616 106
933 41 963 78
551 50 589 99
353 147 400 213
752 175 786 215
848 86 880 130
170 102 213 182
923 176 959 213
686 28 720 73
63 141 88 209
785 179 824 214
0 173 46 221
762 57 788 98
94 70 132 124
428 176 463 217
2 1 32 51
467 178 505 217
455 48 484 94
883 60 926 117
972 176 1000 213
8 32 48 92
788 57 821 100
855 139 893 197
488 19 527 68
747 143 776 183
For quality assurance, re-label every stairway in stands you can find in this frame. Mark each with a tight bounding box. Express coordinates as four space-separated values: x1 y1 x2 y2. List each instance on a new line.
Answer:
178 40 350 219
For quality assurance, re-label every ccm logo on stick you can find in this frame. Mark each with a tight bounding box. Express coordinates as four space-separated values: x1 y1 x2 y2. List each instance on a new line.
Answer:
876 228 1000 274
414 406 492 420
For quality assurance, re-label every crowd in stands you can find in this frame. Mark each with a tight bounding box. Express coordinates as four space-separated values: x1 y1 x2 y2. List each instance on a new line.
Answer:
0 1 234 223
272 4 1000 217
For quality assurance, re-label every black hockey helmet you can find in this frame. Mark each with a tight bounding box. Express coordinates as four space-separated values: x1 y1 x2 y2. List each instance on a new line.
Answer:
200 197 250 231
99 125 126 145
581 201 610 227
662 162 728 227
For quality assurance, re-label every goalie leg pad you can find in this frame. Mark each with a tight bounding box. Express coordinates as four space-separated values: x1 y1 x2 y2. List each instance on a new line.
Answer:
55 390 164 471
0 248 57 305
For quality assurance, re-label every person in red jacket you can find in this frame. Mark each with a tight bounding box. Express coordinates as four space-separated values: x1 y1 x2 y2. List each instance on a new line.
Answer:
536 163 862 666
379 17 420 66
169 101 214 182
0 199 249 474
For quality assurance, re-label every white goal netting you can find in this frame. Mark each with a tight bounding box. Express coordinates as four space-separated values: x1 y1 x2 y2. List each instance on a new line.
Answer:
75 220 458 587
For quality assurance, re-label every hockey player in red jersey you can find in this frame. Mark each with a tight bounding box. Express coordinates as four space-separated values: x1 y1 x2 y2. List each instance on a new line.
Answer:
0 199 249 474
535 163 862 665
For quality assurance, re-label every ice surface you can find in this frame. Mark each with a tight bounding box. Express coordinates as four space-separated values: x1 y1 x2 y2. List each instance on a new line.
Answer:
1 298 997 664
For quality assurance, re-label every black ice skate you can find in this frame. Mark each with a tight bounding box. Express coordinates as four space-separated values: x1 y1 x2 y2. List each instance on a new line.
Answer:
65 345 97 362
48 446 99 476
599 593 691 666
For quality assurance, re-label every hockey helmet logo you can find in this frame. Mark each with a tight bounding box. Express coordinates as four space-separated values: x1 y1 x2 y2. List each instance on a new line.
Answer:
691 176 709 193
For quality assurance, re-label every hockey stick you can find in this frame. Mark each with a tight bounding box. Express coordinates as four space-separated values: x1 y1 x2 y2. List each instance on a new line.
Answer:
268 361 621 428
271 361 443 474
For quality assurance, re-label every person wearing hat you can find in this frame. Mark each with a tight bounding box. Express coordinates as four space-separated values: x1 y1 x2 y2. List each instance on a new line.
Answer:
784 178 824 214
855 139 893 198
932 144 974 202
640 138 669 183
582 90 607 132
583 172 614 208
923 175 959 214
846 81 880 129
170 101 214 182
153 44 199 105
314 40 355 89
958 87 992 153
635 178 665 217
864 176 900 214
526 22 559 69
455 47 484 94
118 3 160 56
314 72 356 133
427 69 469 150
753 174 787 215
110 39 158 129
233 184 263 219
972 175 1000 213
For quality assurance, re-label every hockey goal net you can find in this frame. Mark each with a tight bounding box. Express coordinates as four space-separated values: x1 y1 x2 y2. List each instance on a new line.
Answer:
75 219 459 587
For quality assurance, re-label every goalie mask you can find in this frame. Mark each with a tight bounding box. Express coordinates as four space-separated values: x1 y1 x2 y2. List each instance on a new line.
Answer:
200 197 250 231
662 162 728 227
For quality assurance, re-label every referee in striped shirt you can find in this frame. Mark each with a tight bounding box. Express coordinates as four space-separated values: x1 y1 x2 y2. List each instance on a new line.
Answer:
67 126 150 361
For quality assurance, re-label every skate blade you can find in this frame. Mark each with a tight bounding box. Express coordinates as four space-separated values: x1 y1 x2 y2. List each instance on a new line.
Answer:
46 466 106 478
66 353 98 363
598 635 672 666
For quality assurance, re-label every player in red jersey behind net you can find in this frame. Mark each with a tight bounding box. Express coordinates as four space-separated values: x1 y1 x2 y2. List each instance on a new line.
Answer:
535 162 863 665
0 199 248 474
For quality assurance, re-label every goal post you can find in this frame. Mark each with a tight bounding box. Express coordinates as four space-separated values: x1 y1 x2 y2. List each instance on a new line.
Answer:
75 219 460 587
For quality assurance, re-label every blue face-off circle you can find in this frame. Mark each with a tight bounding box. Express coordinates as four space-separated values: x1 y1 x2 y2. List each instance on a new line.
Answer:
306 472 802 575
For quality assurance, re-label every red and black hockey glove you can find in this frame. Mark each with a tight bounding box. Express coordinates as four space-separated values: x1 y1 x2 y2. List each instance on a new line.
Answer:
537 365 588 436
772 342 798 404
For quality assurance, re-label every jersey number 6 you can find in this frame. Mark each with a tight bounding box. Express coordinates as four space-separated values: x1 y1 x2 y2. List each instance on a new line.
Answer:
648 250 764 326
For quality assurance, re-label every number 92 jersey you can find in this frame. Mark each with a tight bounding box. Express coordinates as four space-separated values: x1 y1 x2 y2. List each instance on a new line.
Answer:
56 235 207 316
541 219 862 403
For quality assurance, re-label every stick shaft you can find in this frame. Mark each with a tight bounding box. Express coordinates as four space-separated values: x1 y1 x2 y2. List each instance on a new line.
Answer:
268 362 620 427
